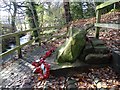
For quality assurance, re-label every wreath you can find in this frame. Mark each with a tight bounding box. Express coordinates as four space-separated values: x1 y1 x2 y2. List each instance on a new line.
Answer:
32 48 55 80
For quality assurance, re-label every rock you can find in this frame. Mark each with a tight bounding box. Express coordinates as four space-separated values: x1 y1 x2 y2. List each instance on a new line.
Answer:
56 26 86 63
43 85 49 90
84 45 109 55
91 38 105 46
67 78 78 90
67 84 78 90
94 46 110 54
20 83 32 88
96 82 102 88
101 82 107 88
67 79 76 85
85 54 111 64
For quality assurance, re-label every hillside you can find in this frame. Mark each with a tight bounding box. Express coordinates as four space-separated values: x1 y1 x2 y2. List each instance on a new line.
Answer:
48 11 120 51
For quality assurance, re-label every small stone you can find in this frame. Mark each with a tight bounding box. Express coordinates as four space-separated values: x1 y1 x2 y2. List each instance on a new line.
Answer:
67 79 76 85
90 84 96 88
37 82 41 86
101 82 107 88
93 78 100 85
20 83 32 88
47 82 52 86
59 84 65 89
43 85 49 90
67 84 78 90
96 82 102 88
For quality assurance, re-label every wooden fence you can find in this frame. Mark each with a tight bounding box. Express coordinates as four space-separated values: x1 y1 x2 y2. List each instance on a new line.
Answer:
95 0 120 38
0 25 63 58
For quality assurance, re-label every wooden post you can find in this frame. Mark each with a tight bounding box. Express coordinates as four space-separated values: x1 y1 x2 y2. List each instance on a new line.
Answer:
95 10 101 39
16 35 22 58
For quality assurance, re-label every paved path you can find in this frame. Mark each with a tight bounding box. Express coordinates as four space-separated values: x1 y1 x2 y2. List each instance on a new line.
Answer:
0 59 33 88
0 44 58 88
0 45 45 88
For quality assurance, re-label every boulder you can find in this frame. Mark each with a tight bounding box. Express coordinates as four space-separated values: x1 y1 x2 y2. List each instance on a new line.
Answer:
56 26 86 63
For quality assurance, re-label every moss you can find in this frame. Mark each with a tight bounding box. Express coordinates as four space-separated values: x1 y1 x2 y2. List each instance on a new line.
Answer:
56 26 86 63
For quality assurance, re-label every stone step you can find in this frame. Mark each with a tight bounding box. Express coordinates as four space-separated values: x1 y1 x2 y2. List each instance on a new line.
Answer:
91 38 105 46
79 45 110 61
84 54 111 64
84 44 109 54
94 45 110 54
84 38 109 54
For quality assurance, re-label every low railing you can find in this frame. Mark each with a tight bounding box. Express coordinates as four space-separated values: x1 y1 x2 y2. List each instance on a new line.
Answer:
0 25 64 58
95 0 120 38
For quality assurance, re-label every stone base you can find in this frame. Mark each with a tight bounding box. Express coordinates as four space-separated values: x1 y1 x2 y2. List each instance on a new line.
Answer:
85 54 111 64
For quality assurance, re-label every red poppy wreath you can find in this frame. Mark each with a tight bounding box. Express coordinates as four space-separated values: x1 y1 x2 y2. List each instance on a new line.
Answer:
32 48 55 80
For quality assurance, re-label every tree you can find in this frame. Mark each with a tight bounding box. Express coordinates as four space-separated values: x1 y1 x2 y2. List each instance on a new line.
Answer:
70 2 83 20
2 0 18 33
26 1 39 40
36 2 64 27
82 2 96 18
115 2 120 10
70 1 98 20
36 3 44 27
63 0 72 24
11 1 17 33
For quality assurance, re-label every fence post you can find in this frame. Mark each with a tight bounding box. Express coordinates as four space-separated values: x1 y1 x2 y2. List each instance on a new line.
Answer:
16 35 22 58
95 10 101 39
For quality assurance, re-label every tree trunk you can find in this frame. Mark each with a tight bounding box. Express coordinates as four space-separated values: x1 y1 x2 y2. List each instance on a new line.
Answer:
63 0 72 24
11 2 17 33
26 1 39 41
